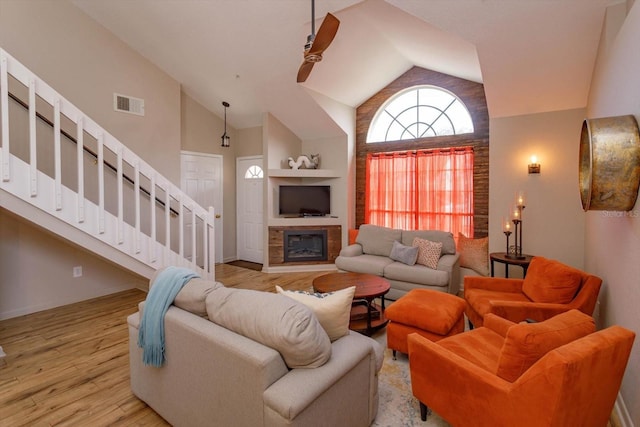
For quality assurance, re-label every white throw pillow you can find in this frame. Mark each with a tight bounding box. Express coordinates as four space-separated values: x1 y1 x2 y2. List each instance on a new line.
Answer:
276 285 355 341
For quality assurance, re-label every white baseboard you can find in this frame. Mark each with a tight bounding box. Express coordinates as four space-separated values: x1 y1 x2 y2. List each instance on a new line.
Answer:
613 391 634 427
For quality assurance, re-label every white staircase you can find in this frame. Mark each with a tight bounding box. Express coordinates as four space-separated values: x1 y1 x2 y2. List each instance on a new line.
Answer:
0 48 215 281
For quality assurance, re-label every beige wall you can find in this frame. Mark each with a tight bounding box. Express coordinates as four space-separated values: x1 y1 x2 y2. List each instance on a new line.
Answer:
0 0 182 184
237 126 263 158
489 108 586 275
180 92 249 262
0 0 182 316
0 208 144 320
584 1 640 423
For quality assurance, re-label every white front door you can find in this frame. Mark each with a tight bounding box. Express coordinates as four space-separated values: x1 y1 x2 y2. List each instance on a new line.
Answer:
181 151 223 264
236 156 263 264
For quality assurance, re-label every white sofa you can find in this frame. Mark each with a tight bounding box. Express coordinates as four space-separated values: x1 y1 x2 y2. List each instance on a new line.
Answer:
335 224 461 300
128 277 384 427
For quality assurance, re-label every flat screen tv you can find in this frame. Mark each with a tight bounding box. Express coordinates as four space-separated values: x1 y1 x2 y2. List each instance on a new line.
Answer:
279 185 331 217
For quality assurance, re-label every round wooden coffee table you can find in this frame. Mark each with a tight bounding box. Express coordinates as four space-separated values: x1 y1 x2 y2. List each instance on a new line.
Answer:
313 272 390 336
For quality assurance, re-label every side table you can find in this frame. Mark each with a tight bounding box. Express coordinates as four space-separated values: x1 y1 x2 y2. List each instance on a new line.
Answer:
489 252 535 278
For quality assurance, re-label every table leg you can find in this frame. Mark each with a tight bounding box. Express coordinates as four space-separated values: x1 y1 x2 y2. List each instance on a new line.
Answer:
505 265 509 278
491 259 495 277
366 298 373 332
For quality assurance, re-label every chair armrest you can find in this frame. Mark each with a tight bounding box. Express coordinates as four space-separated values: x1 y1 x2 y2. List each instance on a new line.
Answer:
338 243 364 257
483 313 516 337
263 332 378 421
438 253 460 295
464 276 524 293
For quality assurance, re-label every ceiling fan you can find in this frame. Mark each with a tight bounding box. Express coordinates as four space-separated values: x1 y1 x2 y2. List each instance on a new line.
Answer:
296 0 340 83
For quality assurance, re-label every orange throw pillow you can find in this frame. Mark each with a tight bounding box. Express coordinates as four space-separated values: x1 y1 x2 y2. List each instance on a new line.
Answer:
458 233 489 276
522 257 583 303
348 229 359 245
496 309 595 382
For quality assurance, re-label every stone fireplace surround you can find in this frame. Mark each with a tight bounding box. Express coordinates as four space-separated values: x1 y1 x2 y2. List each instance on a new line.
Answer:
283 229 328 262
268 225 341 267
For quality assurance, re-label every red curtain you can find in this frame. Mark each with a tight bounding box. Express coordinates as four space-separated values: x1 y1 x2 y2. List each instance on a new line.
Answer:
365 147 474 236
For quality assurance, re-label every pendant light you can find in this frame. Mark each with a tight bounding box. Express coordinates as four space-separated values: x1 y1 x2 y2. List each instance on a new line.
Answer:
221 101 230 148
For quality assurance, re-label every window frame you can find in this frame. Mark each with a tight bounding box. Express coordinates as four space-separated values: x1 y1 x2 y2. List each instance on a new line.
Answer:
366 85 475 143
355 66 490 238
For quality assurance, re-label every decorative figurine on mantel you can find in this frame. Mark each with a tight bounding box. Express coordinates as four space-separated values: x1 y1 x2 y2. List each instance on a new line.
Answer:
287 154 320 170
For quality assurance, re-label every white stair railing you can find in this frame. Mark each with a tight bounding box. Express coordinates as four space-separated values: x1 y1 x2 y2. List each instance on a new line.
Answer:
0 48 215 280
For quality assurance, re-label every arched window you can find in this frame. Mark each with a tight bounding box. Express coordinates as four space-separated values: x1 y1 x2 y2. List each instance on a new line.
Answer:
367 85 474 143
244 165 263 179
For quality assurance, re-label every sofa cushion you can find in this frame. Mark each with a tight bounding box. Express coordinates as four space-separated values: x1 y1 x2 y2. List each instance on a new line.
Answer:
150 267 222 317
206 286 331 369
335 254 394 276
389 240 419 265
438 326 505 375
522 257 583 304
464 288 532 319
383 262 450 287
275 285 355 341
496 310 595 382
402 230 456 255
412 238 442 269
356 224 402 257
458 233 489 276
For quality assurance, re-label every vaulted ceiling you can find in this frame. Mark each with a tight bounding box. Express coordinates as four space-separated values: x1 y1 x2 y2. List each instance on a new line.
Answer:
72 0 620 140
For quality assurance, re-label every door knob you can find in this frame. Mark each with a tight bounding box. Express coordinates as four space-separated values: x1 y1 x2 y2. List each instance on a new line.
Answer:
215 214 221 219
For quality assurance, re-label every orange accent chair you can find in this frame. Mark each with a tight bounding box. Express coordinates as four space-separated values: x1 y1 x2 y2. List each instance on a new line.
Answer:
408 310 635 426
465 256 602 328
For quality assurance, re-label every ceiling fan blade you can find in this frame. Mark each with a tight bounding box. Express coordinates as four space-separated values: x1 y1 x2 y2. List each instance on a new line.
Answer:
297 61 315 83
307 13 340 55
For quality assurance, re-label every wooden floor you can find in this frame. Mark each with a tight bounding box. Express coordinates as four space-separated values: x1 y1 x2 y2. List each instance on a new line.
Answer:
0 264 328 427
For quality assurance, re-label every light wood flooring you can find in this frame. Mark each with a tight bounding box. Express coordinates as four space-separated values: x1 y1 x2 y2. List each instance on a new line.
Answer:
0 264 328 426
0 265 618 427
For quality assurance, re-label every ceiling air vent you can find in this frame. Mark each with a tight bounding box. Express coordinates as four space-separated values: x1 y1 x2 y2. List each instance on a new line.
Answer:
114 93 145 116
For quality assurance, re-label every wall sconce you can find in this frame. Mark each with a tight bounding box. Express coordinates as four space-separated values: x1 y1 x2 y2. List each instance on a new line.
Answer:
528 155 540 174
221 101 230 148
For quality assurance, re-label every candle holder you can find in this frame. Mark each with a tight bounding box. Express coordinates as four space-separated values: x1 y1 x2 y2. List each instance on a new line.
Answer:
503 230 512 254
506 203 525 259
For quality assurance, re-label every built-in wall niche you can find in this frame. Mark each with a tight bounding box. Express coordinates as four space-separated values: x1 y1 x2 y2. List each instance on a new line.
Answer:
278 185 331 217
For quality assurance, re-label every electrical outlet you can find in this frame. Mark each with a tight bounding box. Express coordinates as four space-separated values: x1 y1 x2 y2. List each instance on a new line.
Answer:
73 266 83 278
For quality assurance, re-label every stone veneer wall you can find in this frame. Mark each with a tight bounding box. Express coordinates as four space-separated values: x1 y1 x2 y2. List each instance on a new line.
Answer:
355 66 489 237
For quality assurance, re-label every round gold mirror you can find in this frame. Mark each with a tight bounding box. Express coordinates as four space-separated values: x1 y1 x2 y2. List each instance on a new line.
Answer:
579 115 640 211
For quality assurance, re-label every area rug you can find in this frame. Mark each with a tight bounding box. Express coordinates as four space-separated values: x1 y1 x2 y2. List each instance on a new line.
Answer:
372 331 450 427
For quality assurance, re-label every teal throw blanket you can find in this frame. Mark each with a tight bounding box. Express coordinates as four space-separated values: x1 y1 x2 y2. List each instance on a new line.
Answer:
138 266 199 367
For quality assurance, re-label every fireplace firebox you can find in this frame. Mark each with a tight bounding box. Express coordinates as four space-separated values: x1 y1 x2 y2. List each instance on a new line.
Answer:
283 230 328 262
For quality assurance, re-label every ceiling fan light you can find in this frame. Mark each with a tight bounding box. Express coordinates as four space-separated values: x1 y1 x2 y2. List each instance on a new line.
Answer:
305 53 323 63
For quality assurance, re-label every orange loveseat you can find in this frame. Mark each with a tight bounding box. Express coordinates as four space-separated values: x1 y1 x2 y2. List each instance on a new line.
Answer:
464 256 602 328
408 310 635 426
